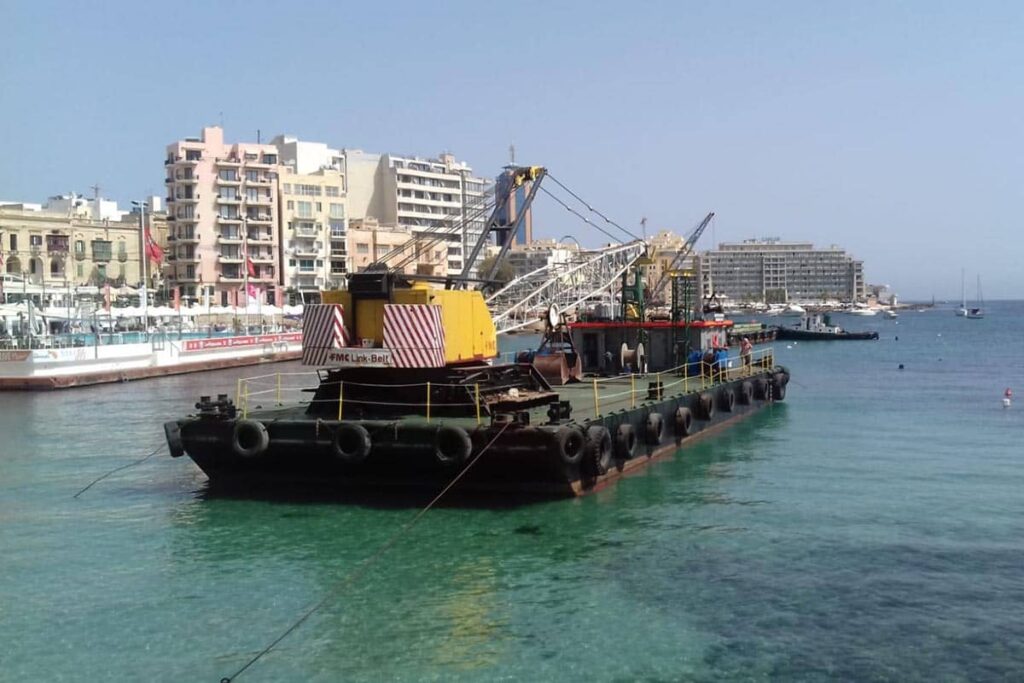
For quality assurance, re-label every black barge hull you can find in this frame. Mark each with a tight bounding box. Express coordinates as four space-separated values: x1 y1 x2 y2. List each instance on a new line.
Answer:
168 367 789 498
775 328 878 341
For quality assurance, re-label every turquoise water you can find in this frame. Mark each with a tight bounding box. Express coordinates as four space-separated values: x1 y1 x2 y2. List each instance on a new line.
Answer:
2 303 1023 681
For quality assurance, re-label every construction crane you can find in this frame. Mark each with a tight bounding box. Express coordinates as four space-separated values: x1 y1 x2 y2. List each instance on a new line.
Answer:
646 211 714 306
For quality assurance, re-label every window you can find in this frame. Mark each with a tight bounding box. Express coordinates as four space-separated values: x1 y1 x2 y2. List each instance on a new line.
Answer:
283 183 291 194
76 263 83 277
315 202 322 213
287 200 294 210
91 240 112 262
185 150 201 161
325 186 340 197
75 240 85 255
289 259 296 267
356 243 369 255
261 154 277 164
246 188 260 201
29 234 42 247
329 221 345 237
245 170 259 182
219 169 238 181
297 201 313 218
298 259 315 272
9 234 16 250
295 184 321 196
117 242 127 260
220 187 238 200
329 203 345 219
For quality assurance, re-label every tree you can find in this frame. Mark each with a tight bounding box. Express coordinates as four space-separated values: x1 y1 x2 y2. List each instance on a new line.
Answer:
477 254 514 286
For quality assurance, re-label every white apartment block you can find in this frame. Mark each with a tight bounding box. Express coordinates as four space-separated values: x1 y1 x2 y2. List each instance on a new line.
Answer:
345 150 491 276
505 239 578 279
700 238 866 303
279 168 347 297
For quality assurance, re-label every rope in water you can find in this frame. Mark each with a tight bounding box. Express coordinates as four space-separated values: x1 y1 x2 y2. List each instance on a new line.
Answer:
220 420 513 683
72 443 166 498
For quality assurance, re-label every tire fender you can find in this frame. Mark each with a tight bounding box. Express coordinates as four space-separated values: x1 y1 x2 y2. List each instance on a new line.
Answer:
718 388 736 413
698 392 716 420
434 425 473 466
645 413 664 445
674 406 693 437
232 419 269 459
164 421 185 458
615 423 637 459
551 425 585 466
584 425 613 475
332 423 372 464
738 381 754 405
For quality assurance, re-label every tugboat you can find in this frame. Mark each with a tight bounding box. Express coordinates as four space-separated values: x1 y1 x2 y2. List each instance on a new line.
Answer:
163 170 790 498
776 313 879 341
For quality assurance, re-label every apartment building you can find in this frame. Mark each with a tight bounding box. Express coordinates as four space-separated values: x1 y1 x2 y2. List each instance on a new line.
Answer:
346 218 445 277
164 126 281 306
345 150 491 276
699 238 866 303
279 168 347 298
644 230 698 304
505 239 578 279
0 203 168 293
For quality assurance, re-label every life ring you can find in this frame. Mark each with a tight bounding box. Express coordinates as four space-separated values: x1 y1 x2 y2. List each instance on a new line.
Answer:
718 388 736 413
645 413 664 445
615 423 637 459
585 425 613 475
697 392 716 420
332 423 372 464
738 381 754 405
674 406 693 437
551 425 585 466
434 425 473 466
164 421 185 458
232 419 269 459
753 378 769 400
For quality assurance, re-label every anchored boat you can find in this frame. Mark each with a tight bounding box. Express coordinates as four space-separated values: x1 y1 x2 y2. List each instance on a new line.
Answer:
776 313 878 341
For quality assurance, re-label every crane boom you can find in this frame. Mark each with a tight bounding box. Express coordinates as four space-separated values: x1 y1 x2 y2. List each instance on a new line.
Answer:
648 211 714 303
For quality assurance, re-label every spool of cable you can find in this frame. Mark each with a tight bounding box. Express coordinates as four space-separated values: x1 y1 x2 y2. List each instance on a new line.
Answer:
620 342 647 374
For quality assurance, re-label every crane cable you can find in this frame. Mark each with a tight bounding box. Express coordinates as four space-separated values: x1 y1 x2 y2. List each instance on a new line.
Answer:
220 420 512 683
545 173 643 242
539 186 639 246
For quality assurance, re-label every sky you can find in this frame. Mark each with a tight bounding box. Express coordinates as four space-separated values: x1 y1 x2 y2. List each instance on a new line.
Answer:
1 0 1021 300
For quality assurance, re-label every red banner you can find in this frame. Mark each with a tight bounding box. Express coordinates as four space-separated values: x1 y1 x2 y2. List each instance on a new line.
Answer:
182 332 302 353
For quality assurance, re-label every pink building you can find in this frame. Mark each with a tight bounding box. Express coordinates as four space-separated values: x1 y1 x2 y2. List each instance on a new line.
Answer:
164 126 281 306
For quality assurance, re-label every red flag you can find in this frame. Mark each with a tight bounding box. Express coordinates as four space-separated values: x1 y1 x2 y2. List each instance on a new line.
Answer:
103 283 112 311
246 283 260 300
173 287 181 311
144 227 164 264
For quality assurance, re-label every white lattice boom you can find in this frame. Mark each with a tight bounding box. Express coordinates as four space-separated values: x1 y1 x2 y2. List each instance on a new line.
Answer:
486 241 645 335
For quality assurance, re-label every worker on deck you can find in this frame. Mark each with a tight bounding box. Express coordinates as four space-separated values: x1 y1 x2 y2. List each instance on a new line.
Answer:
740 337 753 368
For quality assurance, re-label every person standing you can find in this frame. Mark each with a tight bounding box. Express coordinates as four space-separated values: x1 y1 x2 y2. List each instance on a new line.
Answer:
740 336 753 369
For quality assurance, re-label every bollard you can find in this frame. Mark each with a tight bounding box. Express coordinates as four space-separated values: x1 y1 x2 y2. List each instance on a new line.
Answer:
593 378 601 417
337 381 344 421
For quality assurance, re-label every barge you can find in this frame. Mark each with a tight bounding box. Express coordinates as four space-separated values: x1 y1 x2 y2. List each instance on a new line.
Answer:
165 273 788 498
775 313 878 341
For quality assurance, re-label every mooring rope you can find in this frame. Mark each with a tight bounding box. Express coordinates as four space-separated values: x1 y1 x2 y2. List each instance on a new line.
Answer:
220 420 513 683
72 443 166 499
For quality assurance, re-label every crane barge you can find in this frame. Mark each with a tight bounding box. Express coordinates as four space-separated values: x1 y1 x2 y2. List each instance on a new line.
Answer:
163 171 789 498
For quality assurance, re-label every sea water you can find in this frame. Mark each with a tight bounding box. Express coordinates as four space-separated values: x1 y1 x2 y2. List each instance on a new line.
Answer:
1 303 1022 681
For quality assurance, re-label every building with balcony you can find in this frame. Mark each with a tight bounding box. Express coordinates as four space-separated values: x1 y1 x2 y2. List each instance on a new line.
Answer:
0 203 168 297
345 150 491 277
346 218 444 277
278 167 347 299
699 238 866 304
164 126 281 306
504 239 578 279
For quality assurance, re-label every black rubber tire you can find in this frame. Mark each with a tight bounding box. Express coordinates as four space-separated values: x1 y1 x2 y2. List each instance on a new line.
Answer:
645 413 664 445
771 381 787 401
718 388 736 413
698 392 716 420
232 419 269 459
551 425 585 466
738 381 754 405
774 371 790 388
435 425 473 466
753 377 769 400
164 421 185 458
585 425 613 475
615 423 637 459
674 406 693 437
332 423 372 464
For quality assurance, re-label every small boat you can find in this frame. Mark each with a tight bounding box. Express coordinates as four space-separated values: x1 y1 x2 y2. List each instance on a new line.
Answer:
965 275 984 319
779 303 806 317
776 313 879 341
883 310 898 319
956 269 968 316
848 307 878 316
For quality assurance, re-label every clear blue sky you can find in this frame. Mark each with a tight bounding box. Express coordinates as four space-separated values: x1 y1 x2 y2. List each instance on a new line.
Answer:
2 0 1021 299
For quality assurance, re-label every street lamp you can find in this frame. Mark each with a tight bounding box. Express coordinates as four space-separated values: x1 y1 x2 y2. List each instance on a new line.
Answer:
130 200 149 333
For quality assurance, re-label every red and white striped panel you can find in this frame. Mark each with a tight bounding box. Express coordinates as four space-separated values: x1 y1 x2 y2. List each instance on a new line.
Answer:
383 304 446 368
301 304 349 366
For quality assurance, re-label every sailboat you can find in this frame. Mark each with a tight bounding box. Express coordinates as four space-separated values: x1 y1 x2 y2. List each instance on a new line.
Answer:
966 275 984 319
956 269 967 316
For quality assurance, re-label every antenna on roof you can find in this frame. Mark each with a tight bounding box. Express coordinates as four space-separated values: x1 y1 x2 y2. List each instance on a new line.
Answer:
509 144 515 165
90 183 101 200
